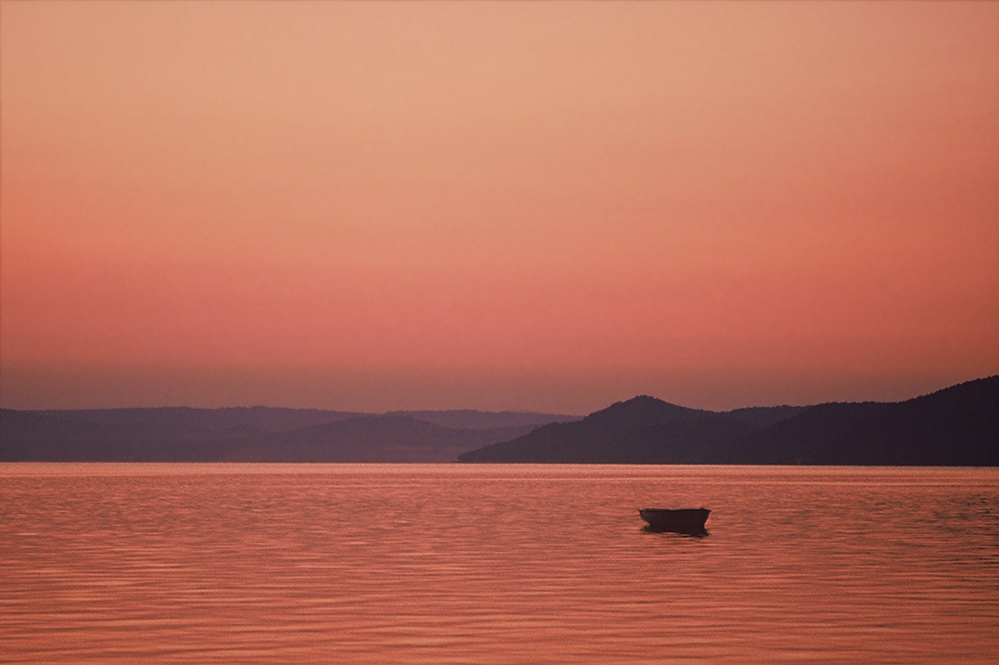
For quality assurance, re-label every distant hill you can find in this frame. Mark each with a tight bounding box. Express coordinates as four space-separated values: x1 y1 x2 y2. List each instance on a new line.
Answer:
27 406 578 433
732 376 999 465
383 409 578 431
4 378 995 464
458 377 998 466
456 396 757 464
723 405 809 428
31 406 368 432
458 396 772 464
0 408 579 463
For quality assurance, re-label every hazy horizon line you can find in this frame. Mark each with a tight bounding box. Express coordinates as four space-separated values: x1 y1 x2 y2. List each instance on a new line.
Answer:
5 374 994 418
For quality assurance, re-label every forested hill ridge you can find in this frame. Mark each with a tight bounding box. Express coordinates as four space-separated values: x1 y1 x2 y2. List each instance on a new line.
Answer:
2 377 995 464
458 376 999 466
0 408 580 463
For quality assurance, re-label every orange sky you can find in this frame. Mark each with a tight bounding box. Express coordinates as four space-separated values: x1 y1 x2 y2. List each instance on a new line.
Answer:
2 2 997 413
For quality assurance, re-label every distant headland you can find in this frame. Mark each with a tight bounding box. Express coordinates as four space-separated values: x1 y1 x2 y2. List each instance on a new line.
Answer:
2 377 996 465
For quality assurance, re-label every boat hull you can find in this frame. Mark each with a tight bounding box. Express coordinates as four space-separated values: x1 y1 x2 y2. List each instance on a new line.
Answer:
639 508 710 534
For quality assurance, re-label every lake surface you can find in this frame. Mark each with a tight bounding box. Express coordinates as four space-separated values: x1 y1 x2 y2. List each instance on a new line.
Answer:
1 464 997 664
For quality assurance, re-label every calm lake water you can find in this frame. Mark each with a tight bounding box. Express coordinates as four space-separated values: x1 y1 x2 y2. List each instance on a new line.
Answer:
1 464 997 664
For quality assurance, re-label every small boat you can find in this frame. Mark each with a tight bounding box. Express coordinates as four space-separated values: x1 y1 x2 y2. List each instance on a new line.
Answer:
639 507 710 534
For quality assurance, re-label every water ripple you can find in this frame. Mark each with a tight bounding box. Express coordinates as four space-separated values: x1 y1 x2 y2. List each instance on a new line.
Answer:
1 464 996 664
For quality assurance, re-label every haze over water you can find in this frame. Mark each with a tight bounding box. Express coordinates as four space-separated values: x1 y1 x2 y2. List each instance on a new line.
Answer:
2 464 996 664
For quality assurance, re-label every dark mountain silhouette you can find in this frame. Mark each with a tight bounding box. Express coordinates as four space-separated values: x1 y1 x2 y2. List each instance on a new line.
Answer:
738 376 999 465
459 377 998 466
458 396 756 463
4 377 995 464
32 406 367 432
724 402 892 464
384 409 578 430
27 406 578 433
0 408 578 462
723 405 809 428
231 417 545 463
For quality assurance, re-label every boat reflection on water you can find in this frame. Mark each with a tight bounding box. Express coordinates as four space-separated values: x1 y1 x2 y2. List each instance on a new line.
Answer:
639 507 710 536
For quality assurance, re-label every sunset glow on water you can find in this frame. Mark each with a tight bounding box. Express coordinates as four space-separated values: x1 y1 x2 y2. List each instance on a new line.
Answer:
2 464 997 664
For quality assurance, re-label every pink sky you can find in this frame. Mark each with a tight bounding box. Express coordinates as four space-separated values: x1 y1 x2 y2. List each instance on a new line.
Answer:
2 2 997 413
